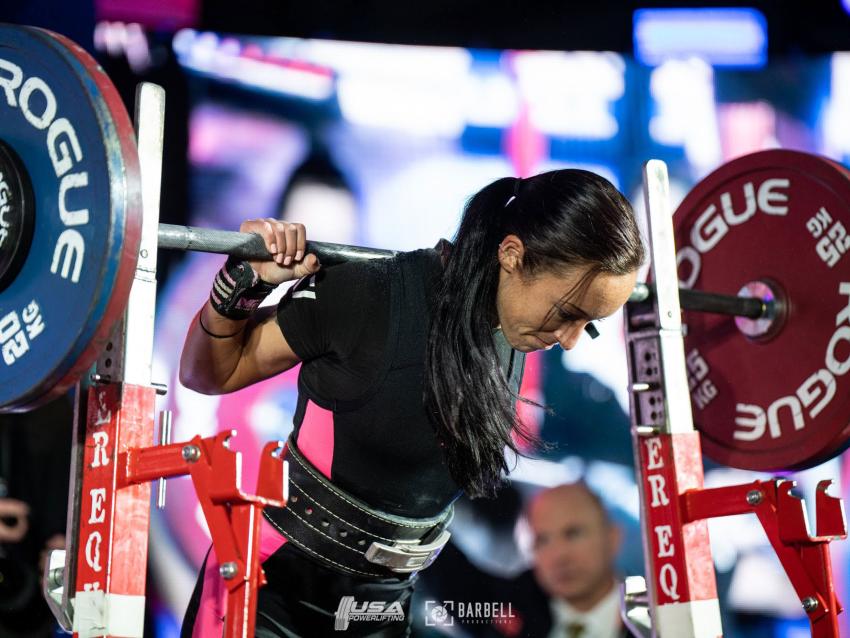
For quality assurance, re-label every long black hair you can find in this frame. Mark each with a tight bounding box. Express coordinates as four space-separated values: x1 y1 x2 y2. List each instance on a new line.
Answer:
425 170 645 498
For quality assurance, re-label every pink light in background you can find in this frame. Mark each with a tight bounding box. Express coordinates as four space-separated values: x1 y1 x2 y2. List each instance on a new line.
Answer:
96 0 199 31
503 86 548 448
717 101 778 161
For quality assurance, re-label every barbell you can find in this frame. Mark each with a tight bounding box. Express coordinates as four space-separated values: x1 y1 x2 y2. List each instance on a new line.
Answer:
155 225 769 320
0 24 848 472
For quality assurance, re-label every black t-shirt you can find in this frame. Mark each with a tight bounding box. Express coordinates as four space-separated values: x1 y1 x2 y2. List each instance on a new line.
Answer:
277 256 391 404
276 248 526 519
276 249 461 518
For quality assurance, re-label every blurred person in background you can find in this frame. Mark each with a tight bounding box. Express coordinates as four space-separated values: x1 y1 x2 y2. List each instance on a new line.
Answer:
529 483 626 638
0 396 73 638
273 144 359 246
420 482 628 638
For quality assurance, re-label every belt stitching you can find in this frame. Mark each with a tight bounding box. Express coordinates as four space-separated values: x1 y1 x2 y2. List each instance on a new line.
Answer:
290 478 397 543
289 449 444 529
264 510 384 578
283 502 369 557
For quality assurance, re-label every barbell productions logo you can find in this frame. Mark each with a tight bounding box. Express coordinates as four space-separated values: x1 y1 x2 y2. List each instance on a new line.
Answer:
334 596 405 631
424 601 453 627
425 600 516 627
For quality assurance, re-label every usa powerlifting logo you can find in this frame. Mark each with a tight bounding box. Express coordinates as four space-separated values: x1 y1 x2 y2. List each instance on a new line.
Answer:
334 596 405 631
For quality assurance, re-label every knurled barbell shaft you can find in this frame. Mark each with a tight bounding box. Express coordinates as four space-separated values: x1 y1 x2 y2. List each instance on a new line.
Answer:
159 224 770 320
630 283 768 320
158 223 397 266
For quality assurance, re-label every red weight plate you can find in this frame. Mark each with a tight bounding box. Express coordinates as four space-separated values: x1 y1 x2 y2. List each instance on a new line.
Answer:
674 150 850 471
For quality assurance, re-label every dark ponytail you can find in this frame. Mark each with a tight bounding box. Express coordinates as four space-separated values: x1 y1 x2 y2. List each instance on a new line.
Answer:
425 170 644 498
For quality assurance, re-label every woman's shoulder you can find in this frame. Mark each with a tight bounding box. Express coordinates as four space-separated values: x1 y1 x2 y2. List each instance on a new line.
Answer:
394 246 443 275
318 247 440 285
307 253 392 293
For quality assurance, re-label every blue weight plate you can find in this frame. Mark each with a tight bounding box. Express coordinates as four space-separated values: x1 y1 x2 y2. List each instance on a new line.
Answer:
0 25 141 411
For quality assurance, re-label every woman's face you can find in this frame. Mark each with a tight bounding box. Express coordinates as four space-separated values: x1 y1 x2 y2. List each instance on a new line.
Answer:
495 236 637 353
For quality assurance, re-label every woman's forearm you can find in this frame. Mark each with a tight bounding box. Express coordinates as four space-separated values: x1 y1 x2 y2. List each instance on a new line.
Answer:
179 302 250 394
179 220 319 394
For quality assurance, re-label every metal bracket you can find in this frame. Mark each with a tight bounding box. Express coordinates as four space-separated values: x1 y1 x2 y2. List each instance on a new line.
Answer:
640 160 695 436
42 548 73 632
620 576 652 638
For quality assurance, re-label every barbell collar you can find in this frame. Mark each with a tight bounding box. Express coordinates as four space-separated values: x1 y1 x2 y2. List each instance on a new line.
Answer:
157 224 398 266
630 283 769 320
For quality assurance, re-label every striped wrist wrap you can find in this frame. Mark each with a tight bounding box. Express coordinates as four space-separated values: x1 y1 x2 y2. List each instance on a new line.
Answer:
209 256 277 320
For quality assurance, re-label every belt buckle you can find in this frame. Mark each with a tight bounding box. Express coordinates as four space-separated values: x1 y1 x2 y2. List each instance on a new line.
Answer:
364 530 451 573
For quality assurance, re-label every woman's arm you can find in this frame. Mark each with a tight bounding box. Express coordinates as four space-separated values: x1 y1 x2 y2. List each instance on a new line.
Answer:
178 219 320 394
179 303 300 394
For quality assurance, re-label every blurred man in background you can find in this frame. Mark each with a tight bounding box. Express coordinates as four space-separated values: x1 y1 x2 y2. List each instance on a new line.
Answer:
529 483 625 638
420 482 627 638
0 396 72 638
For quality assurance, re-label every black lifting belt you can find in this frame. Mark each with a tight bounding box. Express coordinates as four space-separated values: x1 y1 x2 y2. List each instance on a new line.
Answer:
264 438 453 579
